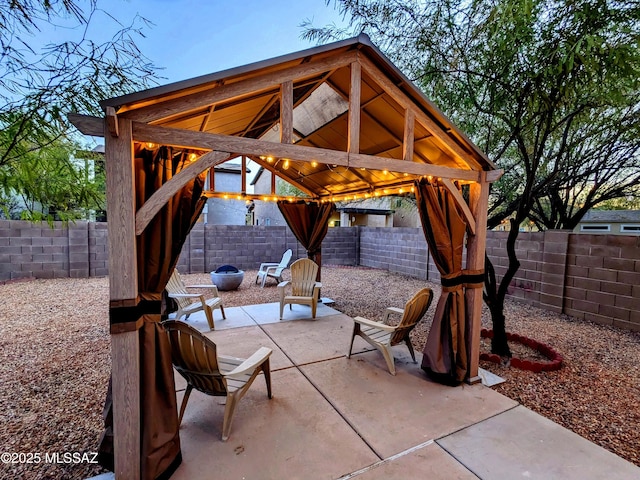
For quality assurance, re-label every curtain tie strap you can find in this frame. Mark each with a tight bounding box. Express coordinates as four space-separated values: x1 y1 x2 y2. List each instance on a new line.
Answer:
109 299 162 333
440 270 484 292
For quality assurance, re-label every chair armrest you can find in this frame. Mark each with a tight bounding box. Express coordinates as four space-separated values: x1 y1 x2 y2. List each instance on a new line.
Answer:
186 284 220 296
353 316 396 332
223 347 272 377
258 262 279 272
383 306 404 322
277 280 290 289
168 292 202 299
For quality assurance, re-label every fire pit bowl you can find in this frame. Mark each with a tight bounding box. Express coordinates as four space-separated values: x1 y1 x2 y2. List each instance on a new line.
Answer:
210 265 244 291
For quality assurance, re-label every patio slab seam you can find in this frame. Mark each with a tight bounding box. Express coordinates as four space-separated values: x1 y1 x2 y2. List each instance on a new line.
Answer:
257 322 385 461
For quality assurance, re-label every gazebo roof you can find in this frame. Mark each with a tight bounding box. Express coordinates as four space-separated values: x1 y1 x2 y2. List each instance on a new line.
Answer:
74 34 496 205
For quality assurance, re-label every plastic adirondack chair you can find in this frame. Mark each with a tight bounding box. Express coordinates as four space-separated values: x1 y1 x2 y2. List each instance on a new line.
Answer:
166 269 226 330
163 320 272 441
278 258 321 320
255 249 292 287
347 288 433 375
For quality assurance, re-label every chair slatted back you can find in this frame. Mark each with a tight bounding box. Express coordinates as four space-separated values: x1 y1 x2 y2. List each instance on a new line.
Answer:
290 258 319 297
274 249 293 276
166 270 193 311
390 288 433 345
163 320 227 395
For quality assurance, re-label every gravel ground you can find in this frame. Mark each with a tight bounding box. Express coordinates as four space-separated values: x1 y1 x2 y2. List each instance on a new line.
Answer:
1 266 639 479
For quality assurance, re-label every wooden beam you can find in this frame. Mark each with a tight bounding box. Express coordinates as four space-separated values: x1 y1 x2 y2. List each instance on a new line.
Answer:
440 178 476 235
246 154 318 197
465 171 490 384
122 51 358 123
403 109 415 161
486 169 504 182
241 155 247 193
348 61 361 154
104 117 140 480
359 55 482 171
280 80 293 144
131 122 483 182
271 166 276 195
68 113 104 137
135 150 231 235
106 107 119 137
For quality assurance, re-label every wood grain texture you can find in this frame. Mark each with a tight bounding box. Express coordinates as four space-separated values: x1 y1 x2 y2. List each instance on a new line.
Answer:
465 172 490 383
280 80 293 144
135 150 231 235
111 331 140 480
132 122 482 182
122 51 358 123
348 61 361 154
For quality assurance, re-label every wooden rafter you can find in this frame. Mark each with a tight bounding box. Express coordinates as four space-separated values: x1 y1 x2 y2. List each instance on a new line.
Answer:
358 55 482 171
121 51 358 123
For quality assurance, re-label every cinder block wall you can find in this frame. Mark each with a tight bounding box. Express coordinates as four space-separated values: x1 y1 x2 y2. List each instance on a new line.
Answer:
0 220 108 281
358 227 436 281
564 234 640 331
1 220 638 331
176 225 358 273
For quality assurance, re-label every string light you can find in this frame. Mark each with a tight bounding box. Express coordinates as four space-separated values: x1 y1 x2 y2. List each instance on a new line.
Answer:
145 142 156 149
188 153 197 162
383 169 389 175
282 159 290 170
311 161 318 168
266 156 274 163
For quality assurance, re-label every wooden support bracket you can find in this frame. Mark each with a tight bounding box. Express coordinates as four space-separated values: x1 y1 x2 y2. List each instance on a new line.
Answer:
106 106 119 137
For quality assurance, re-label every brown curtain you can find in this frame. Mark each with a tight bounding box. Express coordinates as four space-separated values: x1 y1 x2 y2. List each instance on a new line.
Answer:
415 178 474 385
99 146 207 479
277 200 335 280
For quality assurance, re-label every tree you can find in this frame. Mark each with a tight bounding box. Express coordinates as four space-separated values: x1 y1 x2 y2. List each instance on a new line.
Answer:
305 0 640 356
1 0 158 220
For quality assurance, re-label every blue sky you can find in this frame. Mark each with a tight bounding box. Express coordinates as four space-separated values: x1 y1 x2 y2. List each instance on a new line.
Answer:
78 0 350 85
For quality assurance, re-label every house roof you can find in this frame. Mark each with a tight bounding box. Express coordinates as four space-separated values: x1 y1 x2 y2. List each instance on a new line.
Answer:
581 210 640 223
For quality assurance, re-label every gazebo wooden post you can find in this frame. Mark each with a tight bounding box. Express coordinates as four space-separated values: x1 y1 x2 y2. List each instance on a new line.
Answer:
465 172 490 384
105 116 141 479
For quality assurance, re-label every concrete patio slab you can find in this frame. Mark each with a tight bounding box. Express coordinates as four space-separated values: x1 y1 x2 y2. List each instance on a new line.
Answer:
204 325 294 371
170 367 379 480
120 304 640 480
260 313 362 365
241 301 339 324
351 442 477 480
300 350 518 459
437 405 640 480
167 305 256 332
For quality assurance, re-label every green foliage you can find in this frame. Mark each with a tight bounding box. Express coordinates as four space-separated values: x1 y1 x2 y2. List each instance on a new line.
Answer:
305 0 640 354
0 0 158 223
305 0 640 229
0 112 105 221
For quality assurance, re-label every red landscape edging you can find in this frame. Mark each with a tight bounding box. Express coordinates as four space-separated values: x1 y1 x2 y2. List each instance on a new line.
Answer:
480 328 563 372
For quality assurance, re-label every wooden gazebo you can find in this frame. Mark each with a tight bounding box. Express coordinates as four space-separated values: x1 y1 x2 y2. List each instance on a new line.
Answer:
71 34 501 480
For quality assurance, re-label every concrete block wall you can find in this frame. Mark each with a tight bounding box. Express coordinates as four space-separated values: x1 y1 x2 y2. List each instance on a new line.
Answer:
1 220 638 332
176 225 358 274
0 220 68 282
564 234 640 331
359 227 433 281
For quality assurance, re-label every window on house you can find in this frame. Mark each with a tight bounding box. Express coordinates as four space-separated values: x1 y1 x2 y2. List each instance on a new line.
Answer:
580 224 611 232
621 224 640 233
